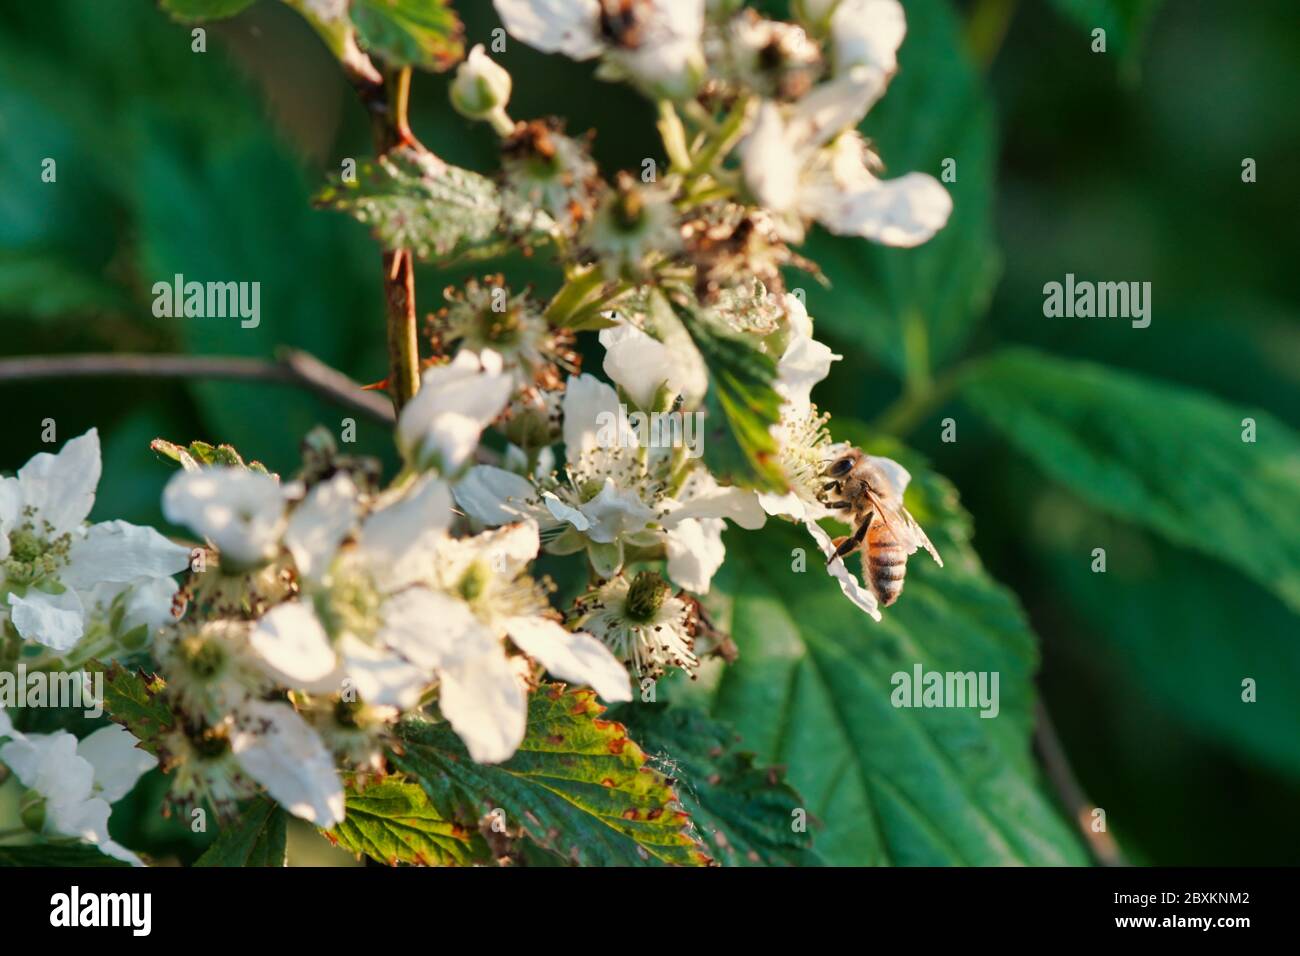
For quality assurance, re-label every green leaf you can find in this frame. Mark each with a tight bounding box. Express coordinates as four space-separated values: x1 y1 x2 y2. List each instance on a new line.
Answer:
611 704 823 866
314 146 517 263
96 664 175 756
960 348 1300 612
159 0 257 22
695 465 1087 865
194 797 287 867
326 777 488 866
1038 504 1300 782
0 843 131 867
350 0 464 72
800 0 999 379
0 248 131 320
150 437 268 472
1047 0 1162 64
392 685 712 866
676 302 785 492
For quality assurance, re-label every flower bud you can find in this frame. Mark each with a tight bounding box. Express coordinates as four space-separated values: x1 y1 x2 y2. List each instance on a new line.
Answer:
20 790 46 834
450 45 513 128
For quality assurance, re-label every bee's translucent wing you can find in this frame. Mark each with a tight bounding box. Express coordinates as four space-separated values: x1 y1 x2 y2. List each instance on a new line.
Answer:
897 507 943 567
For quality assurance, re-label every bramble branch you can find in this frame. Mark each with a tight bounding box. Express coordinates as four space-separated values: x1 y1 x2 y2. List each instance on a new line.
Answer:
0 350 395 425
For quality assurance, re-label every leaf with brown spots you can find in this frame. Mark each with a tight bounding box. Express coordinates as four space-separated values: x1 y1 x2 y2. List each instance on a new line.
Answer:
327 777 490 867
611 704 825 867
93 662 175 756
393 685 711 867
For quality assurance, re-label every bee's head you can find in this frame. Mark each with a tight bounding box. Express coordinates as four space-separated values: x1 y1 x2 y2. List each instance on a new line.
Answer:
823 448 863 479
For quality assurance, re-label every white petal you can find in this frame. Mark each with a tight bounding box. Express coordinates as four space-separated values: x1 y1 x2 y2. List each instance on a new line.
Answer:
162 468 288 568
562 373 625 463
542 491 591 532
776 331 841 407
664 470 768 529
665 517 726 593
600 323 677 410
231 700 345 828
285 473 357 584
742 101 801 213
0 705 15 740
436 650 528 764
8 588 85 651
96 839 146 867
0 731 94 804
577 479 655 544
867 454 912 495
831 0 906 76
77 724 157 804
824 172 952 247
338 634 430 710
379 588 492 671
506 616 631 702
493 0 604 59
63 520 190 589
17 428 101 536
804 519 881 620
249 601 341 690
454 465 549 527
357 474 451 579
758 489 809 520
789 67 885 149
397 349 513 473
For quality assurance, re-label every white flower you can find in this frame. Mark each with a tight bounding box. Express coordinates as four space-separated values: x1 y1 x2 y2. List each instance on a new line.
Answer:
0 722 156 866
584 175 682 281
735 2 950 246
228 699 345 828
396 349 514 474
417 520 632 762
573 572 697 678
455 374 763 590
162 467 293 570
0 430 190 652
493 0 706 100
249 474 462 711
742 91 951 245
450 44 513 130
434 279 575 393
598 321 707 411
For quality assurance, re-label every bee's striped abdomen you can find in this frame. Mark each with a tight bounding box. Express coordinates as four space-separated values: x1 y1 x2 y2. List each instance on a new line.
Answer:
866 525 908 607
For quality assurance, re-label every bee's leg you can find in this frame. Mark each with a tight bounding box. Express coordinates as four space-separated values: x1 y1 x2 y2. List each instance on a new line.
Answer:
824 501 853 510
826 512 872 564
822 481 840 493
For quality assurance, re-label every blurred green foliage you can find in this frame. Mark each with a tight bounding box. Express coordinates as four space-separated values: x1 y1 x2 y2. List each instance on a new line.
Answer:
1 0 1296 864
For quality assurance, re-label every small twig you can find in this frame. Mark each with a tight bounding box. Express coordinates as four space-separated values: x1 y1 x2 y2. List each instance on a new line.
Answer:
0 351 395 425
1034 698 1127 866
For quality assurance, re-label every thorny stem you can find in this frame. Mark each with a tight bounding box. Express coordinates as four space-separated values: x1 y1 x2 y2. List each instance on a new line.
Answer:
360 65 422 413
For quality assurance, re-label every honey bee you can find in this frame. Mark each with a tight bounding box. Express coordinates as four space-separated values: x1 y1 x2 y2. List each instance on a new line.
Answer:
819 448 943 607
